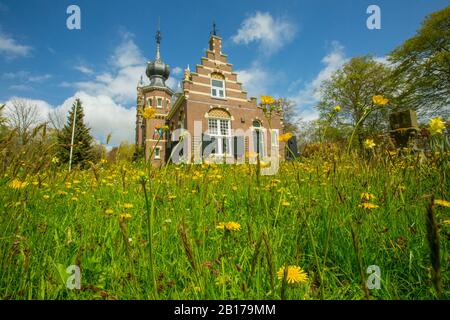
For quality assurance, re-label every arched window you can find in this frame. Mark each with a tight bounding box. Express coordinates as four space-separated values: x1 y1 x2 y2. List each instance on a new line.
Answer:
206 108 231 155
210 73 225 98
252 120 265 157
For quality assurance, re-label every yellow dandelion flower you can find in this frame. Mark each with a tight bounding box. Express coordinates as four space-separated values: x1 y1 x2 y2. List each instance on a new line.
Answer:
428 117 446 135
119 213 132 220
216 221 241 231
260 95 275 105
105 209 114 215
51 156 60 164
359 202 379 209
372 95 389 106
259 161 271 168
123 203 134 209
279 132 293 142
9 179 28 189
334 105 341 112
70 197 78 202
142 107 156 119
43 195 50 200
277 265 308 284
282 201 290 207
434 199 450 208
364 139 376 150
57 190 68 196
360 192 376 201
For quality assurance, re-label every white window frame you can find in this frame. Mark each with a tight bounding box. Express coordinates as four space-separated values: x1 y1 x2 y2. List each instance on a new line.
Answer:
154 146 161 160
147 98 152 107
156 97 163 109
207 118 231 156
210 79 226 99
252 127 266 158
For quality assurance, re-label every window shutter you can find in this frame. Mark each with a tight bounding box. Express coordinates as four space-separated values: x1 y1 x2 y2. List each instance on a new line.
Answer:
234 136 245 158
287 136 299 159
202 134 216 157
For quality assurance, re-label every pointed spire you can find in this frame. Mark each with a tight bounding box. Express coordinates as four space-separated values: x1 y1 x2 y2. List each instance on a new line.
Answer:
155 28 161 62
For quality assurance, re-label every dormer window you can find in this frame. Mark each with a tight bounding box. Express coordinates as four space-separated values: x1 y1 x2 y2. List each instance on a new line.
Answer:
211 73 225 98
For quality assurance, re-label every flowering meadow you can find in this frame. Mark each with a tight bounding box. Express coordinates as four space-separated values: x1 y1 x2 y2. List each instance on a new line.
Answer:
1 143 449 300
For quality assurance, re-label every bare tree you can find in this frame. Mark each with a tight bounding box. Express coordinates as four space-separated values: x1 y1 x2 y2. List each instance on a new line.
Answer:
48 107 66 131
6 98 41 144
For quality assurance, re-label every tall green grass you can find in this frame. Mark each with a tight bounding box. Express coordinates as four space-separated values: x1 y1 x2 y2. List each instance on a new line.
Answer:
0 150 449 300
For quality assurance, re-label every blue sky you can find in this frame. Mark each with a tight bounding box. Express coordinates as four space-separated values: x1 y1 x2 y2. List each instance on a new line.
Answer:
0 0 448 145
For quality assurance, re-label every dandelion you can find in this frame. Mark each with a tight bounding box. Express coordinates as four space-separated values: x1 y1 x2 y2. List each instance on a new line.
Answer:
70 197 78 202
105 209 114 215
123 203 134 209
57 190 68 196
428 117 445 135
372 95 389 106
364 139 376 150
334 105 341 112
434 199 450 208
43 195 50 200
279 132 293 142
282 201 290 207
9 179 28 190
360 192 376 201
260 95 275 105
216 221 241 231
142 107 157 119
443 220 450 226
359 202 379 209
119 213 132 220
51 156 59 164
277 265 308 284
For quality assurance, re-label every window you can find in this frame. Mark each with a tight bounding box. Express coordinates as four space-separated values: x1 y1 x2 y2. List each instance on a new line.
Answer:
207 118 231 155
211 79 225 98
252 121 265 157
147 98 152 107
157 98 163 108
155 146 161 160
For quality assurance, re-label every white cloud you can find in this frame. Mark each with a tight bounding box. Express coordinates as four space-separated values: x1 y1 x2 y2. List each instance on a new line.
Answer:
4 91 135 146
235 63 271 98
232 12 296 54
172 66 182 76
290 41 348 121
9 84 33 91
64 33 146 104
0 32 32 58
74 65 94 75
2 71 51 83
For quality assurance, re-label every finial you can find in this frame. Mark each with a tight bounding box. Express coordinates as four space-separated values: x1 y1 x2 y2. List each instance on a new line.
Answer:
155 28 161 61
211 21 218 36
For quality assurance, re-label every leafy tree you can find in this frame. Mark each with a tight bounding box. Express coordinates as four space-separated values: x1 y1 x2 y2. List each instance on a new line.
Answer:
57 99 94 168
389 6 450 117
316 56 394 148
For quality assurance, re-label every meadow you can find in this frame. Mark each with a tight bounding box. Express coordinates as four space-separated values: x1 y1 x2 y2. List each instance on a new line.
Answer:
1 146 449 300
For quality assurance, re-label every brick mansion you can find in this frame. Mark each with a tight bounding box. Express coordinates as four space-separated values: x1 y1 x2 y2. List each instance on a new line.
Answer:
135 26 285 165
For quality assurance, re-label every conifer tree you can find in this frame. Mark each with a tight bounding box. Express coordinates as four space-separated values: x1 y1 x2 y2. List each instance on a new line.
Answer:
57 99 94 168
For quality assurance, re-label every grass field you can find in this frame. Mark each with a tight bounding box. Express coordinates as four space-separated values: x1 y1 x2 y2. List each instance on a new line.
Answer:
1 148 449 300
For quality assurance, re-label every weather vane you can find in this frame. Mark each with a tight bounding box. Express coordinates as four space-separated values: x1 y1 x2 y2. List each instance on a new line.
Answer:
212 21 218 36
